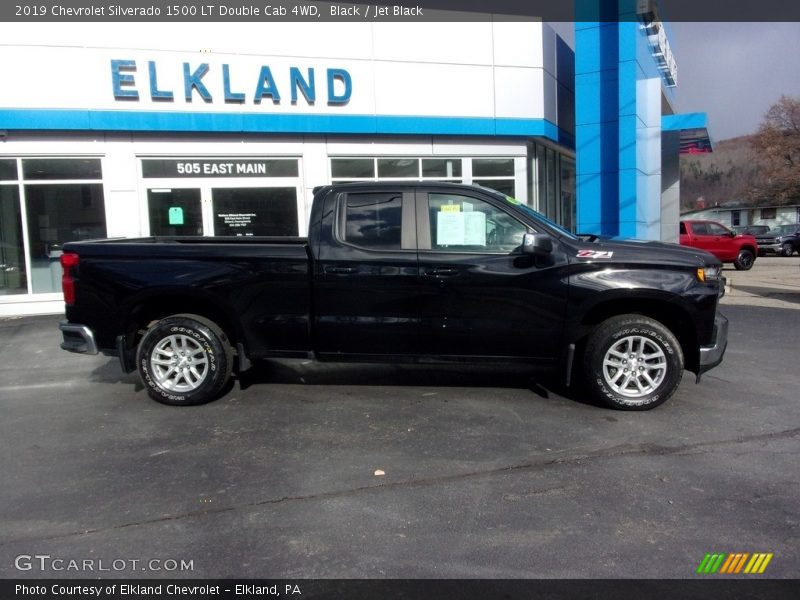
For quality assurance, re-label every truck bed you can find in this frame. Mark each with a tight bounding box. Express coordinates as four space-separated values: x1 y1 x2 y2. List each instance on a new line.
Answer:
62 236 312 356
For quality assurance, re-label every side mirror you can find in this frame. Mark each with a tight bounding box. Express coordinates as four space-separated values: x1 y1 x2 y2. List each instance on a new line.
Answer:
522 233 553 255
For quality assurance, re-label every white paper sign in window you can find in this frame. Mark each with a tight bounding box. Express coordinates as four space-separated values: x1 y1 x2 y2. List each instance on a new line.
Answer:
436 211 486 246
437 212 464 245
463 212 486 245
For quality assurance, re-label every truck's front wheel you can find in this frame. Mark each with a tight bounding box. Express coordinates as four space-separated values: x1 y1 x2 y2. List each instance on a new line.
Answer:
582 315 684 410
136 314 233 406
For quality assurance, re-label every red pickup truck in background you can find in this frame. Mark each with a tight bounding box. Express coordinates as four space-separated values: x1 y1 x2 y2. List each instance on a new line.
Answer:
679 220 758 270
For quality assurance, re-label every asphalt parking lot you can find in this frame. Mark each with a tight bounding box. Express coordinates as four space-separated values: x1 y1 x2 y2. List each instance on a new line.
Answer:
0 256 798 579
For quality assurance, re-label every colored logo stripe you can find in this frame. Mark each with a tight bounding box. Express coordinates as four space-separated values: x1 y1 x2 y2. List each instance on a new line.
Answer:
697 553 726 574
697 553 773 574
719 553 749 573
744 553 773 574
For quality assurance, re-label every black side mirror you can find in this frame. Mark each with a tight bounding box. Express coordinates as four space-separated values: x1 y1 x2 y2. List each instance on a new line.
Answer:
522 233 553 255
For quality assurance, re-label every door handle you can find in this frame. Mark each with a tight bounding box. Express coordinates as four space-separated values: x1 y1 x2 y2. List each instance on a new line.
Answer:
424 267 459 277
324 266 357 275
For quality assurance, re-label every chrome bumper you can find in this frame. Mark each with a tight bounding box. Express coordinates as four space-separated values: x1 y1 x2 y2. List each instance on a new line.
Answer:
59 321 99 355
698 312 728 373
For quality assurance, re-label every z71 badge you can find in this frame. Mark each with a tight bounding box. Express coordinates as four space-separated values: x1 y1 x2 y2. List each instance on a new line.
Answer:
577 250 614 259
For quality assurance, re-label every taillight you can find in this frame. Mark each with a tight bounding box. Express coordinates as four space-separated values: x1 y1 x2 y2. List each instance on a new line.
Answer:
60 252 79 305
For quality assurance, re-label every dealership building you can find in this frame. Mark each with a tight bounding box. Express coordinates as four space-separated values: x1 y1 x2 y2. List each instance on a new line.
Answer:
0 9 710 316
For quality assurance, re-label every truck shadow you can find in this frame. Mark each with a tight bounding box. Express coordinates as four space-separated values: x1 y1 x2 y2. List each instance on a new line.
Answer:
234 359 601 408
86 357 601 408
88 359 143 390
730 285 800 304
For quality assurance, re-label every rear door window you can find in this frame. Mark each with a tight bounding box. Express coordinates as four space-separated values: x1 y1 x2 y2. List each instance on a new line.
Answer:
340 192 414 250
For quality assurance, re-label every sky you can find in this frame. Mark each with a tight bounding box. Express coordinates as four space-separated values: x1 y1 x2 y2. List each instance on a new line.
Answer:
669 22 800 141
551 21 800 142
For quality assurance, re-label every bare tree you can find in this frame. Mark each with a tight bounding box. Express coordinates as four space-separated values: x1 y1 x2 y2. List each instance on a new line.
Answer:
750 95 800 203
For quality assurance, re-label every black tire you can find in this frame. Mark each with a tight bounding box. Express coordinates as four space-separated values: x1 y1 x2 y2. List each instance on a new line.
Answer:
136 314 233 406
733 249 755 270
582 315 684 411
780 243 794 257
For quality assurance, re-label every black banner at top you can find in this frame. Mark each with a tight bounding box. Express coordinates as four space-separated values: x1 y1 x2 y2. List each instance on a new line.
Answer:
4 0 800 22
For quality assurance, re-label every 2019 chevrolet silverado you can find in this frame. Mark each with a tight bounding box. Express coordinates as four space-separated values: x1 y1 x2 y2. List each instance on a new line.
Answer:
58 183 728 410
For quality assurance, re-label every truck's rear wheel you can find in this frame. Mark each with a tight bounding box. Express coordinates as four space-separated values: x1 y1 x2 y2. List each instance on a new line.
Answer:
582 315 684 410
136 314 233 406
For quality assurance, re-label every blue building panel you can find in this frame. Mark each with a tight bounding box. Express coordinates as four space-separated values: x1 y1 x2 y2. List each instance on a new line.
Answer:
575 70 620 126
617 114 640 172
575 23 619 76
575 0 693 240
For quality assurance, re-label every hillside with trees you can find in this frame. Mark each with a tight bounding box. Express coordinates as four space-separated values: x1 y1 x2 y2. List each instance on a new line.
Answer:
680 136 761 211
680 95 800 211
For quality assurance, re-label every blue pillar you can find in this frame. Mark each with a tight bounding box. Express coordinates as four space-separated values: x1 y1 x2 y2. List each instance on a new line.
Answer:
575 1 668 240
575 20 620 237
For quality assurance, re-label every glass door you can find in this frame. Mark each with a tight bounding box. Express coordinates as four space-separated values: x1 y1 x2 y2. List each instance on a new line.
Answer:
211 187 299 237
0 185 27 295
147 188 203 236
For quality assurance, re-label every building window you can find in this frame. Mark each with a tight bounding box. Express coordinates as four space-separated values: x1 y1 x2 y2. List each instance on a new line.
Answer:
545 149 557 220
22 159 107 294
148 189 204 237
23 158 103 180
330 157 465 185
0 185 26 296
0 158 107 297
140 157 302 238
0 159 18 180
560 158 576 233
473 158 514 178
212 187 298 237
329 156 523 197
761 207 777 220
531 143 576 232
422 159 462 178
472 158 516 197
331 158 375 179
731 210 741 227
377 158 418 178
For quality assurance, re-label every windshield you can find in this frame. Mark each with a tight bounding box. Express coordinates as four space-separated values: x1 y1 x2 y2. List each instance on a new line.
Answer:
768 225 793 235
493 192 578 240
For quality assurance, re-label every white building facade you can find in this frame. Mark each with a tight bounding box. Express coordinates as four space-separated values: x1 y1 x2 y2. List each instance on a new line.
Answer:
0 21 577 316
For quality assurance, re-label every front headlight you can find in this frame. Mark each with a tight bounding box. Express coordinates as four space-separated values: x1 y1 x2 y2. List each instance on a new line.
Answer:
697 266 721 282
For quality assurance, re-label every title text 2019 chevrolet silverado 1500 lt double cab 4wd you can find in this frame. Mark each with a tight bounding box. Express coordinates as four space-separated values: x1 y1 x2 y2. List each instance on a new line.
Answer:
58 183 728 410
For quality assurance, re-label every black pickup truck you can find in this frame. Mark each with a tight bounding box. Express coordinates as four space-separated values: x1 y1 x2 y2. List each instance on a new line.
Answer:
59 182 728 410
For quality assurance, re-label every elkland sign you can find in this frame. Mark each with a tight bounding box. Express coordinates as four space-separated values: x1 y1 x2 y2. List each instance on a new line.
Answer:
111 59 353 105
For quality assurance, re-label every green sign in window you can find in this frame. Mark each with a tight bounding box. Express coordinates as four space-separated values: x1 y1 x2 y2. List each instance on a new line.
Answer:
168 206 184 226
